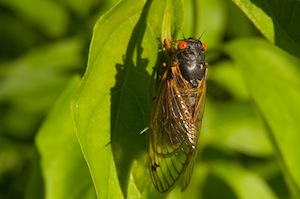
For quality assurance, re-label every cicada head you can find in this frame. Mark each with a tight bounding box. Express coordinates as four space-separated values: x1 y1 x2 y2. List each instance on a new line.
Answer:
174 38 207 87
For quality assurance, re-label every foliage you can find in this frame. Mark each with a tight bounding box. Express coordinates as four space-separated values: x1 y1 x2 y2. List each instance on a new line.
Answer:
1 0 300 199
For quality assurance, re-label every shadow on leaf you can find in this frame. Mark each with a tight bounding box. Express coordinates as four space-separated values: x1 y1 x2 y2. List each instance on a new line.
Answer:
110 0 154 197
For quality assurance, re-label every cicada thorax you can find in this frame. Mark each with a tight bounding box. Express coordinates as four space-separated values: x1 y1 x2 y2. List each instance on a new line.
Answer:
149 37 207 193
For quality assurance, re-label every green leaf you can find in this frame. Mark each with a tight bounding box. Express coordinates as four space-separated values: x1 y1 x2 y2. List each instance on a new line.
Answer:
224 38 300 197
208 61 249 100
0 38 83 139
226 0 260 38
73 0 184 198
0 38 83 105
183 0 227 48
231 0 300 58
36 76 96 199
211 161 278 199
0 0 70 37
24 155 45 199
204 101 274 157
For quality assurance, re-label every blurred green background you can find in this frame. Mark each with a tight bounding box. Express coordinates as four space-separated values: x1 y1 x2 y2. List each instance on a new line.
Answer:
0 0 117 198
1 0 300 199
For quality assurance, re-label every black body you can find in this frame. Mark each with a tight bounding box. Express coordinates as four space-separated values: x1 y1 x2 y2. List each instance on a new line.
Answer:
174 38 206 87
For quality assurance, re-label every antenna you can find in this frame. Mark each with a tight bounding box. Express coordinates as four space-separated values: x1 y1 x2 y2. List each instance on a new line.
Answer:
198 27 208 40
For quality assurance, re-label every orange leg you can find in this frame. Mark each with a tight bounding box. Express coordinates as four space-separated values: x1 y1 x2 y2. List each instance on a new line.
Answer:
164 39 173 56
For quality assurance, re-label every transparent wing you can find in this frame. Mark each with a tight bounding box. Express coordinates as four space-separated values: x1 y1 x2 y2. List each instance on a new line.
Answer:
148 67 206 193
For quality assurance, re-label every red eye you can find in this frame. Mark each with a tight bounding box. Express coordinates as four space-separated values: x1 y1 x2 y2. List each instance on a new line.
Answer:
202 42 207 51
178 41 188 50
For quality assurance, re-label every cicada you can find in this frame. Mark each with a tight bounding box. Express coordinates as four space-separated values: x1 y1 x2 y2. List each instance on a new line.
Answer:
148 37 208 193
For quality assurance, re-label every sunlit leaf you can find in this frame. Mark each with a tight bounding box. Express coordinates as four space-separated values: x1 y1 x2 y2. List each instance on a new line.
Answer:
205 101 274 157
225 38 300 197
36 76 96 199
72 0 184 198
0 39 83 139
231 0 300 58
211 161 278 199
